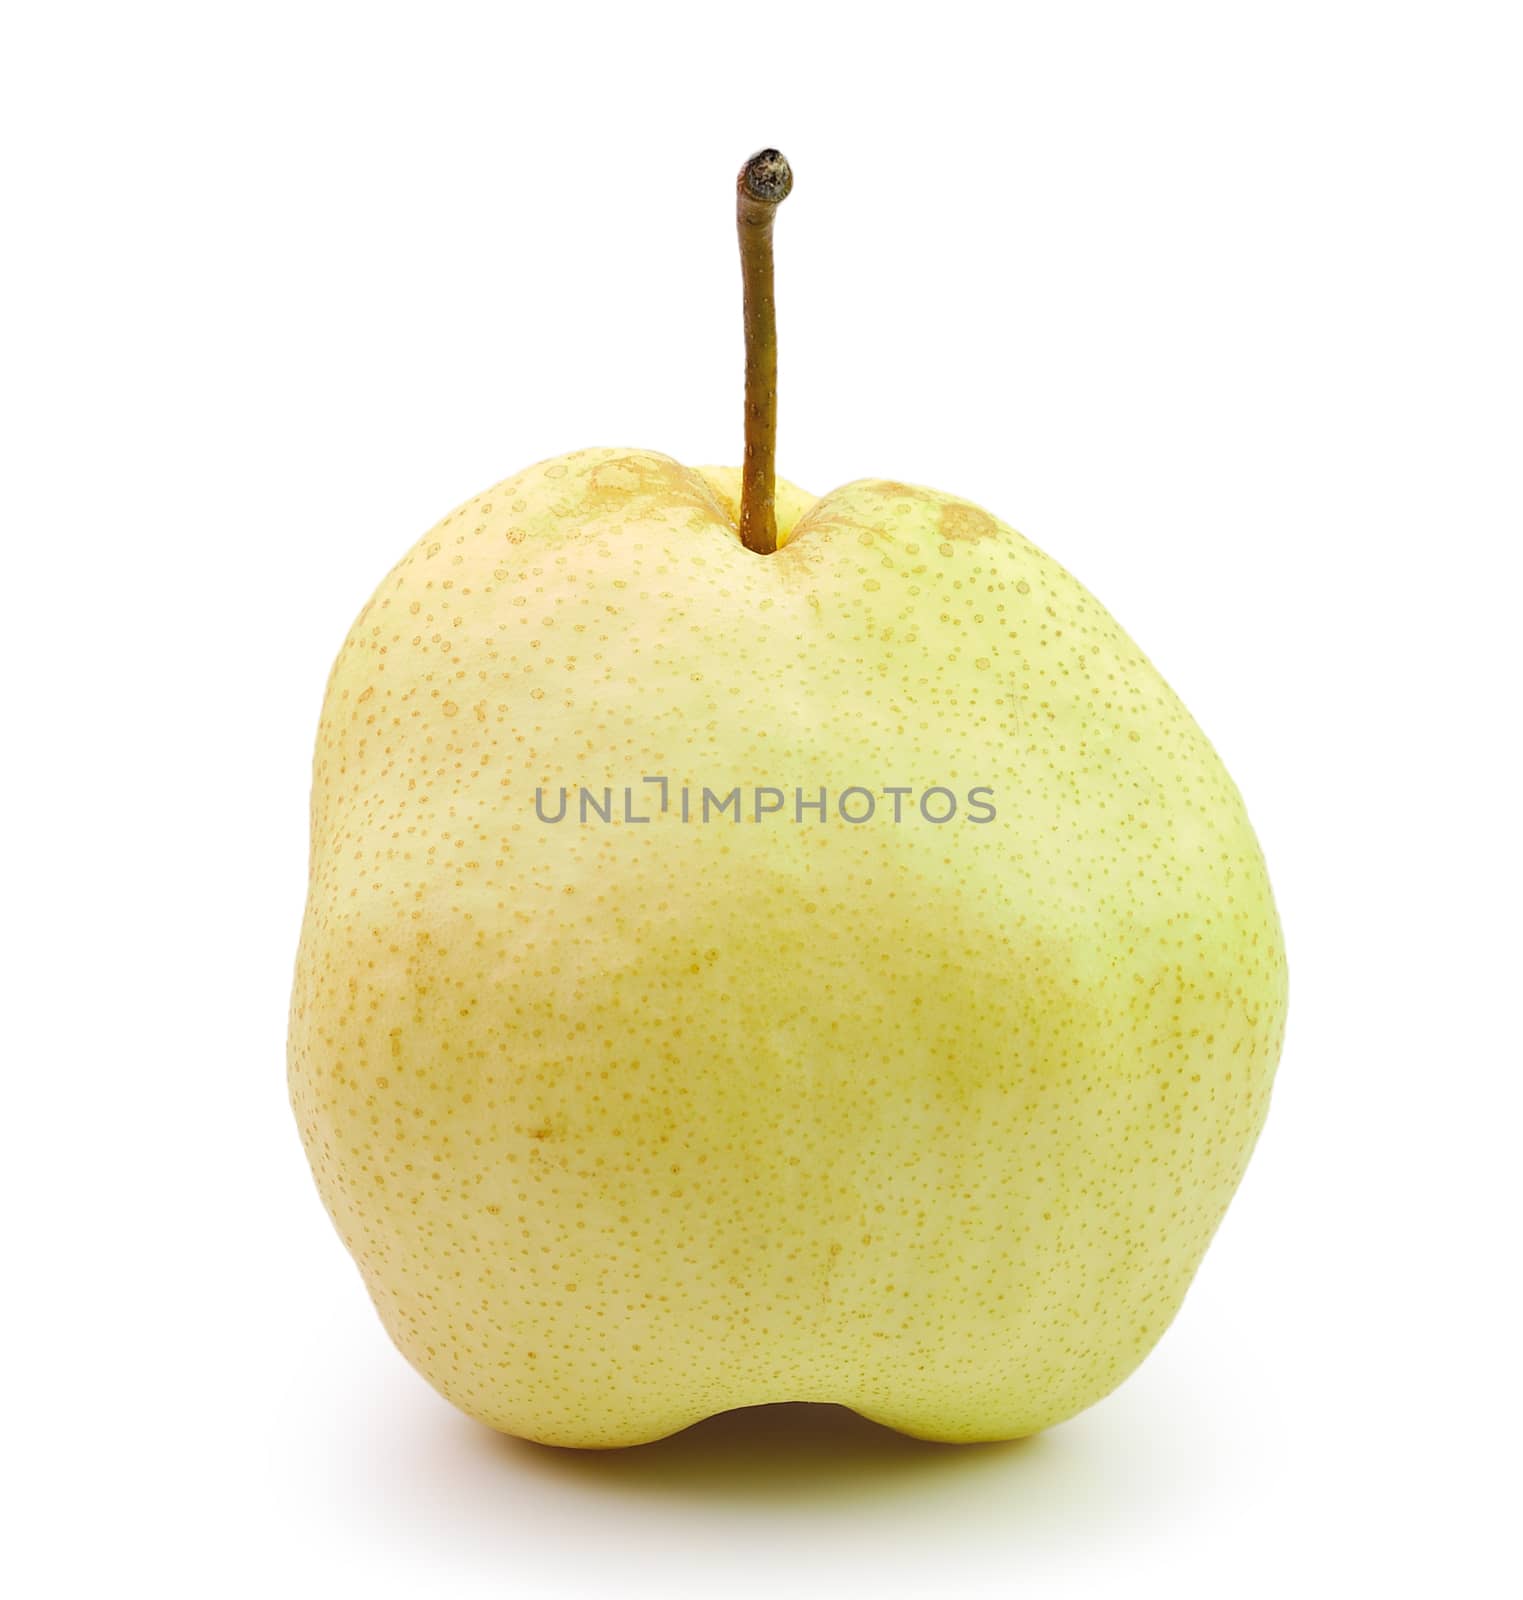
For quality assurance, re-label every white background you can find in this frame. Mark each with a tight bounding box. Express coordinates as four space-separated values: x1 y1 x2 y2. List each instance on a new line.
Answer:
4 2 1520 1595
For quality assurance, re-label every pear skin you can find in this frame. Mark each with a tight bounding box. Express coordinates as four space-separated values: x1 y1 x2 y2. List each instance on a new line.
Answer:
289 446 1287 1446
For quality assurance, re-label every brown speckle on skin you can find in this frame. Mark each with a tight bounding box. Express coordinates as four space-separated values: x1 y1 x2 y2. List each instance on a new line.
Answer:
939 502 999 541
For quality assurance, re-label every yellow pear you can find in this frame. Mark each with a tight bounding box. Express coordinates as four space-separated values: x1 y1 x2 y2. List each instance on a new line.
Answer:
289 152 1286 1447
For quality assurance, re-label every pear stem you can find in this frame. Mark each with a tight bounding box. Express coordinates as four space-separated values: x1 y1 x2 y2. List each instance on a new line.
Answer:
736 149 792 555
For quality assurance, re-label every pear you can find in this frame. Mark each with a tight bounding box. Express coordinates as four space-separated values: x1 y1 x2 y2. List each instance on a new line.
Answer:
289 152 1286 1447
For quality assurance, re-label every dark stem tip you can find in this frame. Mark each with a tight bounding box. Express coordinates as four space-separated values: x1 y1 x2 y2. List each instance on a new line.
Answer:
739 148 793 206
